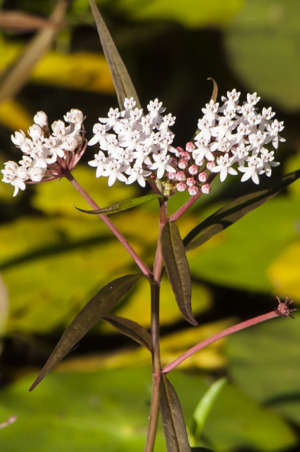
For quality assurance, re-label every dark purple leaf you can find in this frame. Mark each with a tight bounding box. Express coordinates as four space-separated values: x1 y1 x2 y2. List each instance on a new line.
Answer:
184 170 300 252
161 221 197 326
159 374 191 452
29 274 142 391
89 0 141 109
102 313 151 351
76 194 163 215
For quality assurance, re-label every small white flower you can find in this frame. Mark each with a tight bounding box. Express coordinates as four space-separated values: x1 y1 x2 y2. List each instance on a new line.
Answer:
34 111 48 128
211 154 238 182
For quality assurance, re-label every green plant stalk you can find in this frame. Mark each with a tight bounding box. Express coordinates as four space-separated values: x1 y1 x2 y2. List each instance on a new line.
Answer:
144 199 168 452
65 171 152 279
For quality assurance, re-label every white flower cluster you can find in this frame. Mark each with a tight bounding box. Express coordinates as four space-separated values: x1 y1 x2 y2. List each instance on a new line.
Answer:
1 109 84 196
88 97 177 188
195 90 285 185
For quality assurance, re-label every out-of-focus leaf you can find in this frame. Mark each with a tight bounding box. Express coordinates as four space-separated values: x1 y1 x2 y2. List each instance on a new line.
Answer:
0 273 9 353
159 374 191 452
0 368 166 452
102 313 151 351
268 240 300 301
76 194 163 215
224 0 300 111
184 170 300 252
161 221 196 326
118 0 243 28
192 378 227 441
201 383 296 452
227 312 300 426
0 42 115 93
188 196 299 293
0 11 49 32
0 99 32 131
0 0 68 105
29 274 143 391
89 0 141 109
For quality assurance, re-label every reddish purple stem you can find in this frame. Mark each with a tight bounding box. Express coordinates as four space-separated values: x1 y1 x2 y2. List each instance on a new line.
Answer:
162 309 280 374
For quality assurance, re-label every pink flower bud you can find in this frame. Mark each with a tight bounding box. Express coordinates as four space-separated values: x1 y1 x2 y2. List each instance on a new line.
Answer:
167 171 176 180
187 177 196 187
198 171 207 182
181 151 191 161
188 185 199 196
176 171 186 181
185 142 195 152
201 183 211 194
194 156 205 166
178 159 188 170
188 164 198 175
176 182 187 192
206 161 215 171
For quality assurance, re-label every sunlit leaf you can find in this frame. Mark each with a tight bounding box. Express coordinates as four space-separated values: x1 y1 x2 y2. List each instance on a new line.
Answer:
118 0 243 28
159 374 191 452
184 170 300 252
0 0 67 105
161 221 196 326
89 0 141 109
192 378 227 441
102 313 151 351
76 194 163 215
29 274 143 391
0 99 32 131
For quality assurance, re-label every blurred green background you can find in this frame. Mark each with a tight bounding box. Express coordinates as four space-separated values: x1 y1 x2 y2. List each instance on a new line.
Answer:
0 0 300 451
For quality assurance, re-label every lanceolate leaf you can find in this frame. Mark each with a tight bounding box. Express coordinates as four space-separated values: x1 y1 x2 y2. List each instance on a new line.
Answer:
29 274 142 391
161 221 197 326
184 170 300 252
102 313 152 351
89 0 141 109
76 194 164 215
159 374 191 452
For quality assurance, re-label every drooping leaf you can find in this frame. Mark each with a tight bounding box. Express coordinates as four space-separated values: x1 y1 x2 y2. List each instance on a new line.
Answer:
161 221 197 326
102 313 151 351
76 194 164 215
159 374 191 452
0 0 67 105
29 274 143 391
192 378 227 441
184 170 300 252
88 0 141 109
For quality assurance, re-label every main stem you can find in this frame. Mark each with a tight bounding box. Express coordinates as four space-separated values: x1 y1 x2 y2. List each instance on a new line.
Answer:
65 171 152 278
144 199 168 452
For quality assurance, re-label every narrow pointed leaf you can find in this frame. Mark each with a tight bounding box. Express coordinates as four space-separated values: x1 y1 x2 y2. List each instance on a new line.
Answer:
161 221 197 326
29 274 142 391
193 378 227 441
207 78 218 103
0 0 67 105
184 170 300 252
159 374 191 452
76 194 164 215
102 313 151 351
89 0 141 109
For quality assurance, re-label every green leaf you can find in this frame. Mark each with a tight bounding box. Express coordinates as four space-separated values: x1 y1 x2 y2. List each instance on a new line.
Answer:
0 0 67 105
161 221 197 326
192 378 227 441
224 0 300 111
88 0 141 109
159 374 191 452
102 313 152 351
29 274 142 391
184 170 300 252
76 194 163 215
